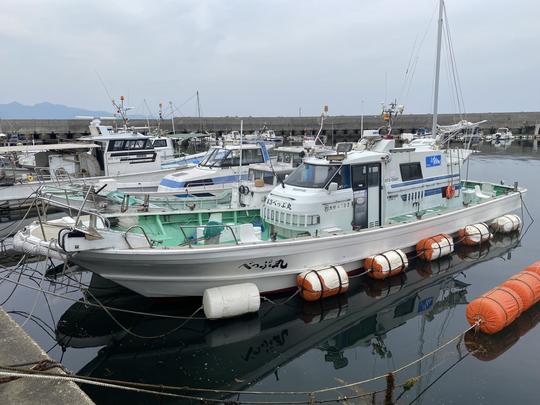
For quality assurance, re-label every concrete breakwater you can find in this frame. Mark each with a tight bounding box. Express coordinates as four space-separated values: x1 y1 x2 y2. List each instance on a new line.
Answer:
2 111 540 142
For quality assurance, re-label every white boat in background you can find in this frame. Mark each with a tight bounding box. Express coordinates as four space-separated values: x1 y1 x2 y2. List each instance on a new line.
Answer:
494 128 514 141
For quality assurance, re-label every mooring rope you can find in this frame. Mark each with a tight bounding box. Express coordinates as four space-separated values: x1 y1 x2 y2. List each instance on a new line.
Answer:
0 323 478 403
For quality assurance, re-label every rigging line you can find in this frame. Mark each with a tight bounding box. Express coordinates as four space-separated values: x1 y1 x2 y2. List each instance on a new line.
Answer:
84 287 203 340
400 2 439 104
7 311 57 340
443 4 466 116
0 273 206 320
20 243 49 328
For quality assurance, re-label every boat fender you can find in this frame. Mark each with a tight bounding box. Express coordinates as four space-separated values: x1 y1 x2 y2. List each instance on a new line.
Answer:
203 283 260 320
364 249 408 280
502 271 540 311
445 184 455 199
490 214 521 233
458 223 492 245
416 234 454 261
297 265 349 302
466 286 523 334
26 175 34 182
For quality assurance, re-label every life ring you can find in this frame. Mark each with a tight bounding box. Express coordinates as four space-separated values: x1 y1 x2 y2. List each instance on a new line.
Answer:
26 175 34 182
239 185 250 195
445 184 455 199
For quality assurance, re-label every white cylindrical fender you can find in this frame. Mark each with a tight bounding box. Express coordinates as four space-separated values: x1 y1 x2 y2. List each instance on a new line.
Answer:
458 223 492 245
491 214 521 233
416 234 454 261
364 249 408 279
297 266 349 301
203 283 260 320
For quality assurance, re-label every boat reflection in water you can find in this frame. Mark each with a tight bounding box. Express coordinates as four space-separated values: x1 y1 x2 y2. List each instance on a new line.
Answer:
55 233 521 403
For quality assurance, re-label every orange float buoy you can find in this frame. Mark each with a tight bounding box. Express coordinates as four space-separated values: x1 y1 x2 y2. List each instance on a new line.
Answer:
524 260 540 277
501 271 540 311
445 184 455 199
466 286 524 334
297 266 349 302
458 223 492 246
364 249 408 280
416 234 454 261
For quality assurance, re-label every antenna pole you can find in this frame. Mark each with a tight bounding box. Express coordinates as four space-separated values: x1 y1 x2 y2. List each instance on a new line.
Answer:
432 0 444 138
169 101 175 135
196 90 202 133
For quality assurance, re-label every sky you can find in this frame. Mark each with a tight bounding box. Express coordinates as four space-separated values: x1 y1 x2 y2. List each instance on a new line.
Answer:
0 0 539 117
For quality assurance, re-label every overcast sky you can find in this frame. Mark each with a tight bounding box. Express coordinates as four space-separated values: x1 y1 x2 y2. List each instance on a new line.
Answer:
1 0 538 117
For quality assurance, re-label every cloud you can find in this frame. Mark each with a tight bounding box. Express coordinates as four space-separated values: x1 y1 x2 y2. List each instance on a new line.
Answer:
0 0 538 116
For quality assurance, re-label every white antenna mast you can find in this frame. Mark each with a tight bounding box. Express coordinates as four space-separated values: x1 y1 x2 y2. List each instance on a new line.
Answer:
432 0 444 138
169 101 176 135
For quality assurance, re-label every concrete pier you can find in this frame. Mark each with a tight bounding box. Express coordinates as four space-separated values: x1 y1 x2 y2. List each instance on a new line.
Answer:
0 307 94 404
1 111 540 142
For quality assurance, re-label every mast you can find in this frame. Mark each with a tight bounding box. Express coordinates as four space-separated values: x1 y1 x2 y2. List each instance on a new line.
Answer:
432 0 444 138
196 90 202 133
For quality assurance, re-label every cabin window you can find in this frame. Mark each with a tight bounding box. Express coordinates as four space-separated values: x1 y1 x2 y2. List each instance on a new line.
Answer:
400 162 423 181
277 152 290 163
351 165 367 191
285 163 339 189
152 139 168 148
242 148 264 164
328 165 351 190
108 140 125 151
368 165 380 187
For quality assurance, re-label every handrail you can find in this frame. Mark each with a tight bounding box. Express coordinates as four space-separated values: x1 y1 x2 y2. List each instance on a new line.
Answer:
123 225 154 249
178 223 239 248
35 192 111 229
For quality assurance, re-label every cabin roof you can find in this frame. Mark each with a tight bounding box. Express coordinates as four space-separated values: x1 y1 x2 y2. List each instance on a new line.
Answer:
0 143 100 153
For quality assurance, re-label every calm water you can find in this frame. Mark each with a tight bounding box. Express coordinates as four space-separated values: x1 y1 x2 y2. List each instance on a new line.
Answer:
1 139 540 404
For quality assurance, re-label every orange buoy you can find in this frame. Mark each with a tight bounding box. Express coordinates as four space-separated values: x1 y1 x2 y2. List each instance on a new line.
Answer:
523 260 540 277
364 249 408 280
445 184 456 199
297 266 349 302
466 286 524 334
501 271 540 311
458 223 492 246
416 234 454 261
491 214 521 233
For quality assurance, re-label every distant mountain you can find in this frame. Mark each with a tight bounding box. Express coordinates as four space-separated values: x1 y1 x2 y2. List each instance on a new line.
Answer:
0 102 113 119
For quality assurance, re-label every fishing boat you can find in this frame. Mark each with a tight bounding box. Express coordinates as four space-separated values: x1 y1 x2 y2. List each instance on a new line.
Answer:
12 0 527 298
494 128 514 141
13 132 526 296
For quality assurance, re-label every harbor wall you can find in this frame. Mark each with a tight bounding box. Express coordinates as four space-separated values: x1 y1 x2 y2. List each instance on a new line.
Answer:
2 111 540 141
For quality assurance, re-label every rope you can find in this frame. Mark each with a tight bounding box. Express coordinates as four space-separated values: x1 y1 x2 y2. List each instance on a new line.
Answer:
0 323 478 402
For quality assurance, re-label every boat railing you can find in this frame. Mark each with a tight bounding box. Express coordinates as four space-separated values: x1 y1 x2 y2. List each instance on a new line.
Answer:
123 225 154 249
178 223 239 248
35 188 111 230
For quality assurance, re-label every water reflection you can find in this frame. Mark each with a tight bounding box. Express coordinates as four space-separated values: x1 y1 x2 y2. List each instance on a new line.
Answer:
52 233 520 404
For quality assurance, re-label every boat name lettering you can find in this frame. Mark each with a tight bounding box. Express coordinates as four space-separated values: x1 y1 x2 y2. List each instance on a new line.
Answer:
426 155 442 167
239 259 288 270
266 197 292 210
242 330 289 361
323 201 351 212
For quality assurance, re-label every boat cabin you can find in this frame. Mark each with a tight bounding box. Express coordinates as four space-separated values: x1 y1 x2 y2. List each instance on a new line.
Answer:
158 143 272 190
262 136 471 238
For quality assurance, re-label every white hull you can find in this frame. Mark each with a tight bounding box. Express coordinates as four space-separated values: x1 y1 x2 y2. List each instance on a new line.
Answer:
62 191 522 297
0 167 182 203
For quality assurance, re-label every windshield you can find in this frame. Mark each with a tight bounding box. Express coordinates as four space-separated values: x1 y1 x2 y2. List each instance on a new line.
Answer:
200 148 230 167
285 163 339 188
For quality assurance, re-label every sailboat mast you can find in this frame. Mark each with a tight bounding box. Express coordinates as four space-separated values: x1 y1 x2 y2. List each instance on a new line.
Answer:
432 0 444 138
196 90 202 133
